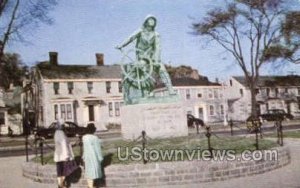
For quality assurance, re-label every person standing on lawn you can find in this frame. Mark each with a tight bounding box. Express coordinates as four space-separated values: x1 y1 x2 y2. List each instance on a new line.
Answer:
82 123 103 188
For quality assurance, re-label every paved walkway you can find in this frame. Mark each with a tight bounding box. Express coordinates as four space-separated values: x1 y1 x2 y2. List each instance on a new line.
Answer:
1 139 300 188
0 155 53 188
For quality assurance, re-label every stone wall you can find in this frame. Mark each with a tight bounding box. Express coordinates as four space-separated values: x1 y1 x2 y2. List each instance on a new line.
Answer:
23 146 290 187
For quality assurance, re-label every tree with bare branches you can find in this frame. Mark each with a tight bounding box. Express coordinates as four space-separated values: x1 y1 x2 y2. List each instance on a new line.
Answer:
192 0 300 117
0 0 57 59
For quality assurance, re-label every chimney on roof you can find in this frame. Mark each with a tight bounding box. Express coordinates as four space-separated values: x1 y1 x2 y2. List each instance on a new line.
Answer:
49 52 58 66
96 53 104 66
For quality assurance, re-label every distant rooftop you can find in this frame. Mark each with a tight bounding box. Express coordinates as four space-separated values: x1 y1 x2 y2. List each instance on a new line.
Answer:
37 62 121 80
171 77 220 86
233 75 300 87
156 77 220 89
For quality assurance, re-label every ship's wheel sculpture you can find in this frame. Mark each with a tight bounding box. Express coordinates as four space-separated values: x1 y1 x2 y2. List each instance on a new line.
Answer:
119 49 157 103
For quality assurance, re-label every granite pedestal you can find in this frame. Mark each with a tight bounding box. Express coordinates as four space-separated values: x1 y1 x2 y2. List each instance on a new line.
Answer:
121 102 188 140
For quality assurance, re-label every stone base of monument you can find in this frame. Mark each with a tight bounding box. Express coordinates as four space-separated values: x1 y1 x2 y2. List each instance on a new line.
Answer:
121 102 188 140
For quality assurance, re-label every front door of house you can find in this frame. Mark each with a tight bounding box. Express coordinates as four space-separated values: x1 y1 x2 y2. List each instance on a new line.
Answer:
198 107 204 120
88 105 95 121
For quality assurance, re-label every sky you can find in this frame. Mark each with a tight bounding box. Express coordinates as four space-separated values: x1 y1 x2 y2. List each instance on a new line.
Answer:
6 0 300 82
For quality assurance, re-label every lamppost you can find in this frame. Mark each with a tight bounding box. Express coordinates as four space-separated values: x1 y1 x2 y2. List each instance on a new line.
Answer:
222 81 228 126
22 70 32 162
24 100 29 162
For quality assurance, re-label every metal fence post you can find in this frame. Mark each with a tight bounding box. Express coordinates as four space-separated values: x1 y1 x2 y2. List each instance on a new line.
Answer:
141 130 147 164
34 136 38 160
205 126 213 158
25 134 29 162
39 139 44 165
229 119 233 136
79 135 83 157
277 120 283 146
280 120 283 146
253 120 259 150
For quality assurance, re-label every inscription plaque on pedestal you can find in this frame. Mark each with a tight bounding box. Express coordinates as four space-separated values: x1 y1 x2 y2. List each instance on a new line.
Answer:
121 102 188 140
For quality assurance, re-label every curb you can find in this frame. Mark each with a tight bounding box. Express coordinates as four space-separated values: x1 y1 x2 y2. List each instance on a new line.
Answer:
22 146 291 187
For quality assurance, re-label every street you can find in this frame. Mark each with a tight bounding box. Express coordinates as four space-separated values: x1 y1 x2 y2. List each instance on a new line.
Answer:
0 130 120 157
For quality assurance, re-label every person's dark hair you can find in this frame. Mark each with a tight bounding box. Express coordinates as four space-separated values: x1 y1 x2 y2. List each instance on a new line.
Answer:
61 124 65 132
86 123 96 134
55 122 65 131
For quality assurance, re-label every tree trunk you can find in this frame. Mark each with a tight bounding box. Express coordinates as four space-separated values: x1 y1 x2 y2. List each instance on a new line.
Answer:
250 83 258 118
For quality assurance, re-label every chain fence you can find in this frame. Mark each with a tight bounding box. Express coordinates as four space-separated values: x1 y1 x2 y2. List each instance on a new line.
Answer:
31 118 285 165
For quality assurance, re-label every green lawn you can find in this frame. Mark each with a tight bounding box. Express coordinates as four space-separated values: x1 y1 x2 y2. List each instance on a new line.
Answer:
32 135 278 165
0 139 28 147
266 130 300 139
0 138 53 147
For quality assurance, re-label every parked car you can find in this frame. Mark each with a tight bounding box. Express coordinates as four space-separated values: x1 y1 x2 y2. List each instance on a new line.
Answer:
260 109 294 121
36 121 88 138
187 114 204 128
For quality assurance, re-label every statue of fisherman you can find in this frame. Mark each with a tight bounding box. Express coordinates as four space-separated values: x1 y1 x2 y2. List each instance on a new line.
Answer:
116 15 175 95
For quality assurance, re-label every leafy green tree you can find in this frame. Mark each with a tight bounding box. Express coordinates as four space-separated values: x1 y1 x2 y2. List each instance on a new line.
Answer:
166 65 201 79
192 0 300 117
264 11 300 63
0 53 27 89
0 0 57 94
